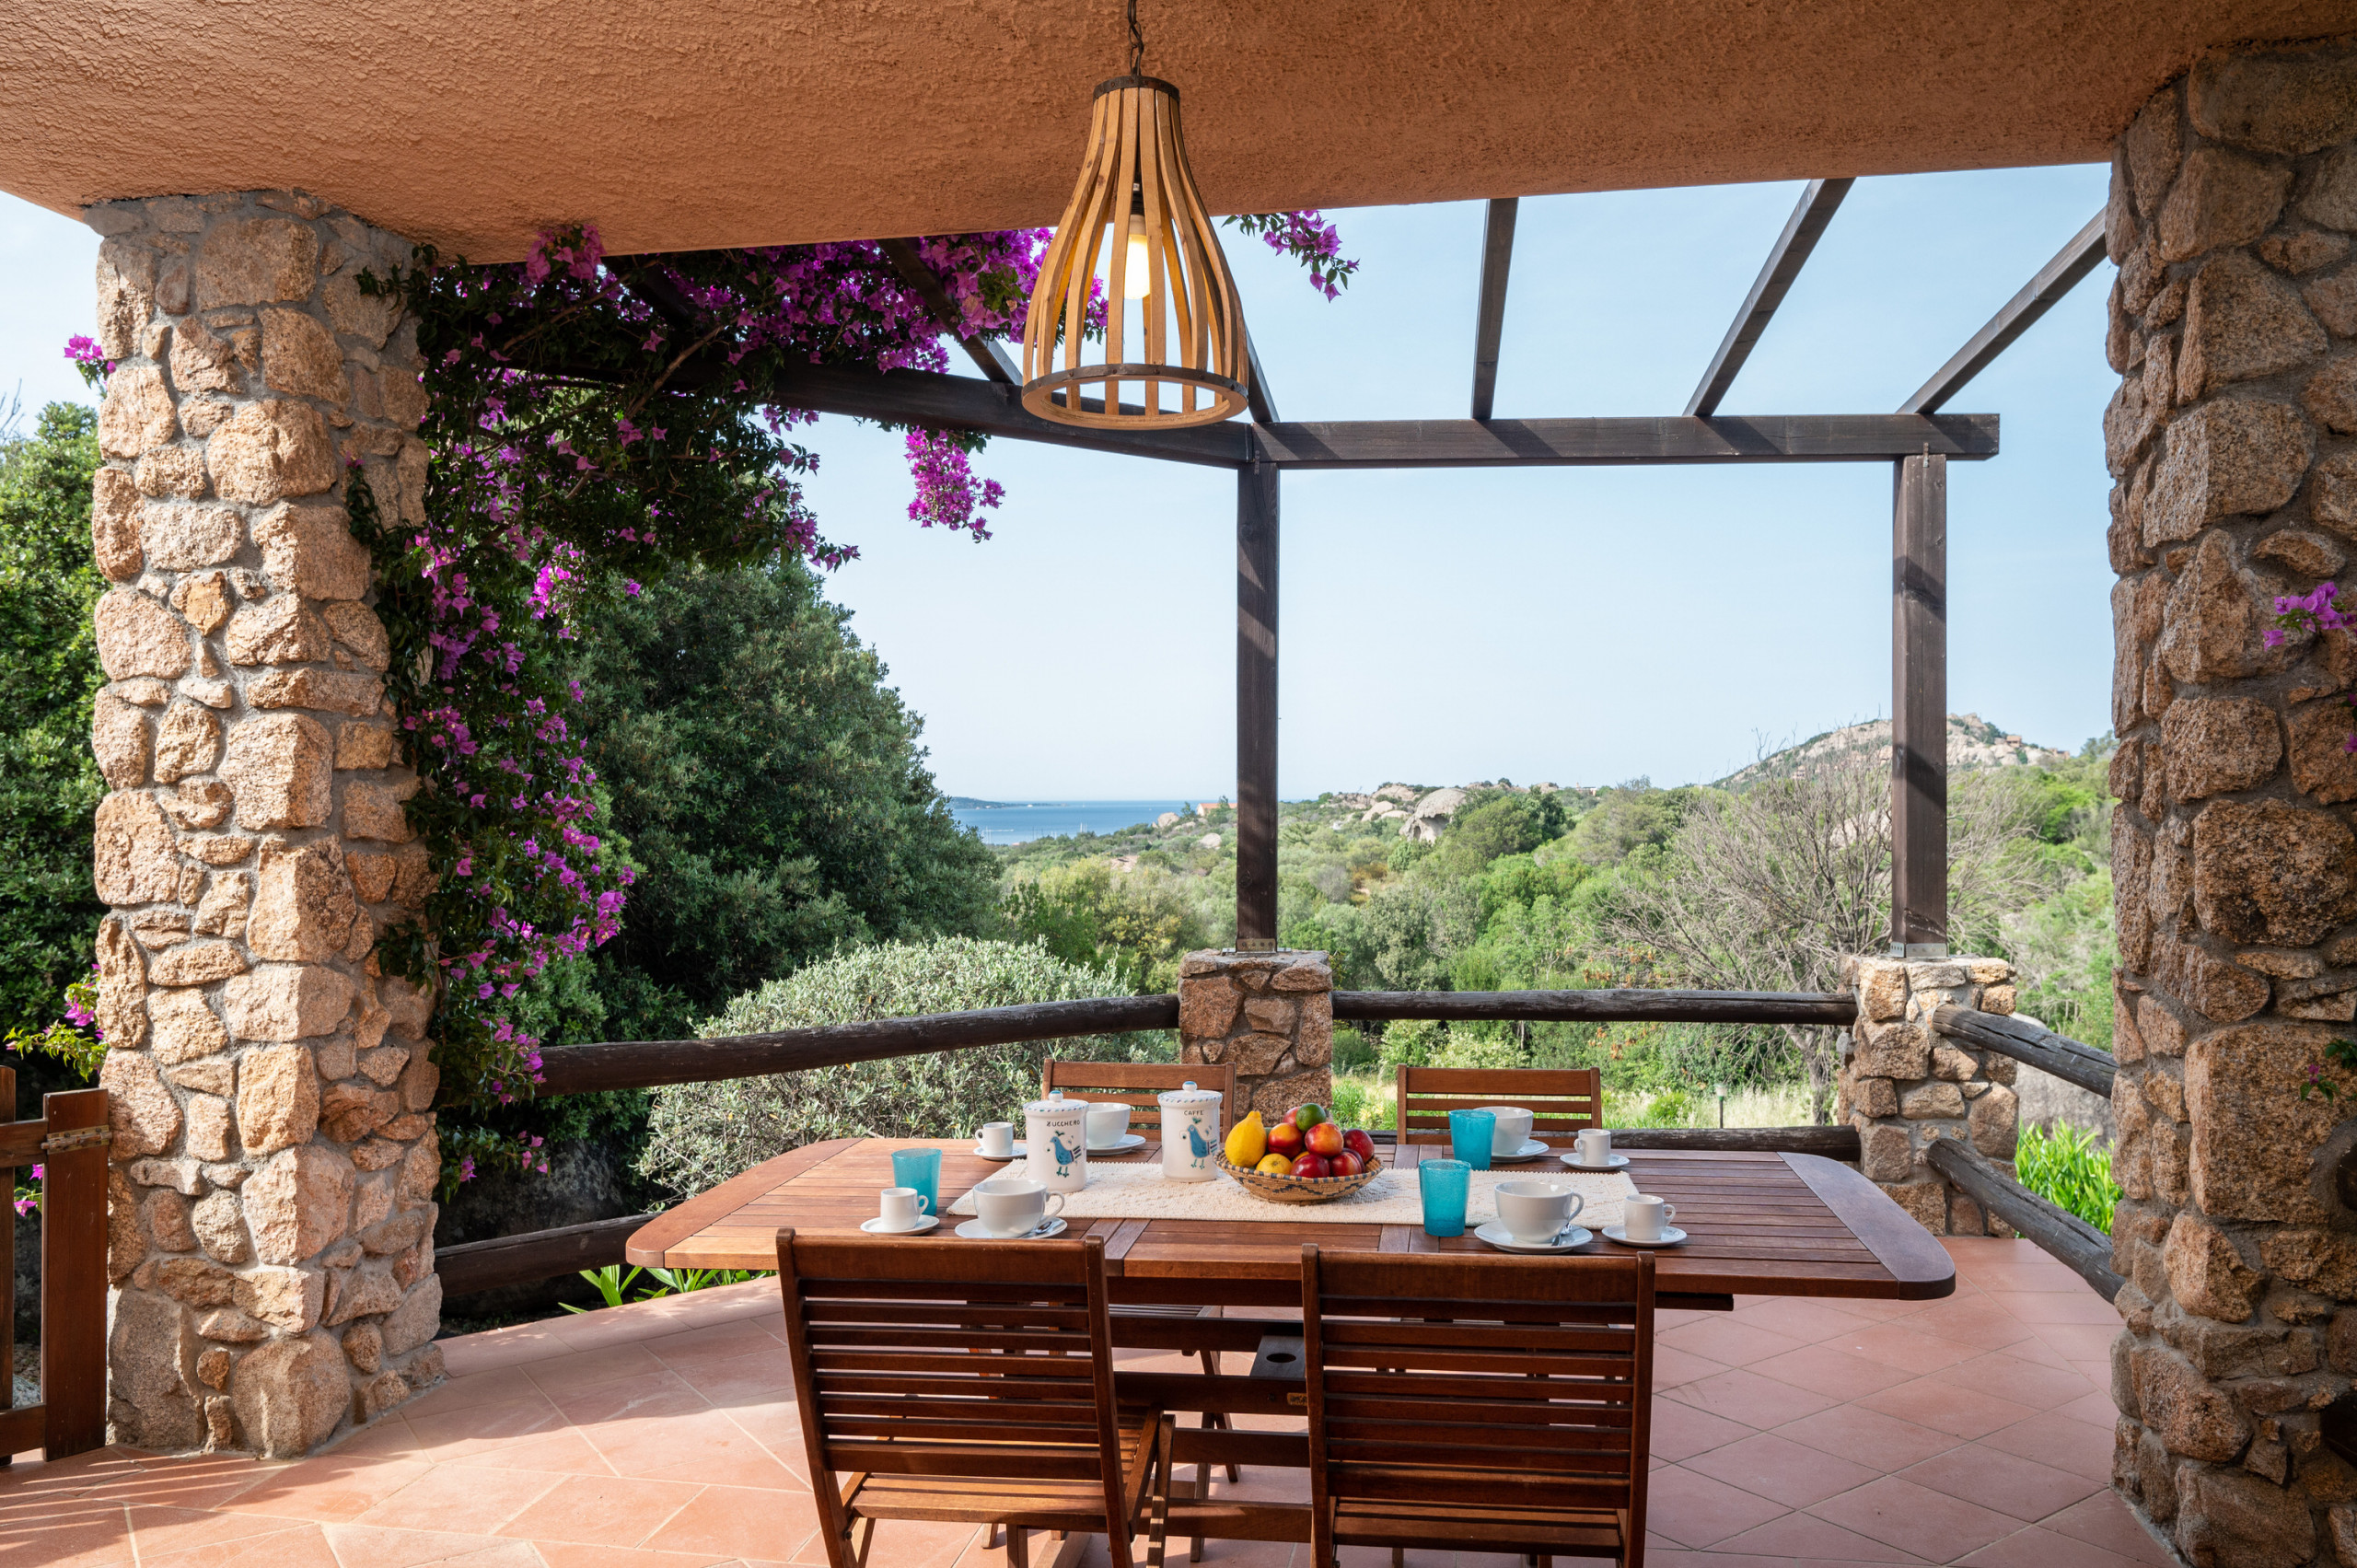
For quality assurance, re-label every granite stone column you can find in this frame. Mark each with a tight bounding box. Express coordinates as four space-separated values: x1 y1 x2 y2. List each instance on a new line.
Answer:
84 191 443 1457
1177 949 1333 1119
1837 955 2021 1235
2099 36 2357 1563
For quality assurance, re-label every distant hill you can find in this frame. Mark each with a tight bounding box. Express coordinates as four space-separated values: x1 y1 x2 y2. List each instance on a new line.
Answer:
1716 714 2072 789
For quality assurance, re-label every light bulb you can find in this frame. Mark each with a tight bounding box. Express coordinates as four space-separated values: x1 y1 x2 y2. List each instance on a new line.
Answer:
1122 223 1153 299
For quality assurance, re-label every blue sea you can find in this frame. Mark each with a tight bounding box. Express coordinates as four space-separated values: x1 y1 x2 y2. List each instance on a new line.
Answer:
949 799 1206 845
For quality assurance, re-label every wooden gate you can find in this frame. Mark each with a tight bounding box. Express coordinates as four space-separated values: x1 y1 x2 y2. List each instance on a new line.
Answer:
1 1066 108 1461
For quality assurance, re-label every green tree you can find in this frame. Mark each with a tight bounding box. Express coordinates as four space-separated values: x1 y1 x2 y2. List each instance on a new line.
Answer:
1429 790 1566 877
0 402 104 1043
569 561 1000 1043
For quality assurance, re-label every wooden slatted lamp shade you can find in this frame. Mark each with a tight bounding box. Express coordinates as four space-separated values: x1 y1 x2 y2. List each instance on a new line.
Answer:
1020 73 1249 429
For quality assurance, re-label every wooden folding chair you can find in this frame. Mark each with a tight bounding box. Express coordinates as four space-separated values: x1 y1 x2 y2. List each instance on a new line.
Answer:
775 1229 1176 1568
1395 1065 1604 1149
1298 1246 1655 1568
1042 1059 1243 1555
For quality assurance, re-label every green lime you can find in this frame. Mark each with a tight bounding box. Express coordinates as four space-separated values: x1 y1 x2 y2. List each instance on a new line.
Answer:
1295 1102 1326 1129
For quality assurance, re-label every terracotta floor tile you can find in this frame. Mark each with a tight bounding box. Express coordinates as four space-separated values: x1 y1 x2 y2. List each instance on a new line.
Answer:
217 1456 436 1523
350 1463 567 1534
1980 1290 2126 1327
534 1543 738 1568
2039 1491 2178 1566
1854 1376 2040 1439
1897 1442 2103 1523
1835 1296 1945 1322
1646 1463 1792 1547
1651 1344 1734 1391
1648 1398 1757 1462
1829 1322 1983 1376
124 1502 308 1557
1730 1296 1878 1344
1807 1473 2022 1561
524 1341 671 1397
324 1417 425 1459
1680 1431 1884 1507
1664 1367 1839 1429
492 1472 704 1548
644 1318 786 1368
647 1482 819 1561
2028 1322 2129 1364
1923 1349 2097 1411
441 1324 576 1376
1749 1343 1918 1402
460 1425 621 1476
583 1408 807 1492
2055 1388 2127 1428
1967 1262 2100 1294
401 1393 571 1460
1704 1507 1934 1562
1658 1317 1811 1367
1978 1412 2117 1484
1771 1404 1962 1472
0 1498 133 1568
0 1445 147 1499
398 1365 547 1421
1957 1521 2159 1567
73 1454 272 1511
1898 1297 2047 1352
138 1521 340 1568
320 1522 531 1568
673 1350 797 1409
547 1367 711 1427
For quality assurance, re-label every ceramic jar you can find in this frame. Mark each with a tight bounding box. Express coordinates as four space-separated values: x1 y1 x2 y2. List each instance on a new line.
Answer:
1156 1082 1225 1181
1024 1096 1089 1192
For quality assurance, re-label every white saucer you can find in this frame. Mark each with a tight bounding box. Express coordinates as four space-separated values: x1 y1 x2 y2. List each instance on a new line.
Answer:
1489 1140 1556 1163
1474 1220 1593 1254
1602 1224 1687 1248
954 1216 1069 1241
971 1143 1027 1161
860 1214 939 1237
1561 1153 1631 1171
1086 1133 1147 1154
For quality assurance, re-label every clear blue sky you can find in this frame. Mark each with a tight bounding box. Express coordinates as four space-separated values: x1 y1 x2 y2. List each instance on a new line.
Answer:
1 165 2115 801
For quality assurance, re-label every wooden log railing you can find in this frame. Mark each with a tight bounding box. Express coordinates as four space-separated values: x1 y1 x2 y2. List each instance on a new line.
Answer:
1 1067 110 1462
437 1214 660 1299
1335 989 1855 1026
1926 1137 2124 1302
1931 1005 2116 1098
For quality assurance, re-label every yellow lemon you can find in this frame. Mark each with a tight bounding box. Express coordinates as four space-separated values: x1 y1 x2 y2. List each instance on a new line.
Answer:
1225 1109 1267 1167
1255 1153 1295 1177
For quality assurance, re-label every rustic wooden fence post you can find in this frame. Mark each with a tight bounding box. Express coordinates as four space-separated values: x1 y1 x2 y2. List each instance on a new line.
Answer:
41 1087 109 1458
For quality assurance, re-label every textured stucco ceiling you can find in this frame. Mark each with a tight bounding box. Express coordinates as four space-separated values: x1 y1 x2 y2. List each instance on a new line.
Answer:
3 3 2350 259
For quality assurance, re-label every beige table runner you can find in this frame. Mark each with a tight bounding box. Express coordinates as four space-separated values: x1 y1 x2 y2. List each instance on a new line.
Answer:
948 1158 1636 1228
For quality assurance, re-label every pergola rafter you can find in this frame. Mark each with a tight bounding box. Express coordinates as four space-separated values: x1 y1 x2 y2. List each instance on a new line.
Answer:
1686 178 1853 418
1469 197 1518 421
1898 210 2107 413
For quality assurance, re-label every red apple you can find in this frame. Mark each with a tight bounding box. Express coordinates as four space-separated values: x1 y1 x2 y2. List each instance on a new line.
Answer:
1342 1128 1376 1161
1292 1152 1330 1180
1267 1121 1305 1158
1329 1150 1364 1178
1305 1121 1344 1157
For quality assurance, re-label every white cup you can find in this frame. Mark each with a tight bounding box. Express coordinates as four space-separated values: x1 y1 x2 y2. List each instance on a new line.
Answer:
979 1121 1015 1157
1086 1102 1132 1148
1494 1179 1585 1244
973 1177 1065 1237
1623 1193 1677 1240
1480 1106 1535 1156
879 1186 930 1230
1574 1128 1614 1167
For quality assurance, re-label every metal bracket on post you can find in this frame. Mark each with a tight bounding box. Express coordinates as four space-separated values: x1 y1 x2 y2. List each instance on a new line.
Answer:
40 1126 110 1155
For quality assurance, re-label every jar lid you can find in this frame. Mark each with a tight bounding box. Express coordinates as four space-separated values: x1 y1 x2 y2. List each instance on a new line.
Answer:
1156 1085 1223 1105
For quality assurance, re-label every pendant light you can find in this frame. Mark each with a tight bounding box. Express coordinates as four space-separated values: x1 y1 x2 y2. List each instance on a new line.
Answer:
1020 0 1249 428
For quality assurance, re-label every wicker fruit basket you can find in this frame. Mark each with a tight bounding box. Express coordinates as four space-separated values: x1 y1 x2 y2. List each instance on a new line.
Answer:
1217 1154 1385 1203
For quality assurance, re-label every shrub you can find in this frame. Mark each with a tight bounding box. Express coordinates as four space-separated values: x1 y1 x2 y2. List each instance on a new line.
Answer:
639 936 1167 1198
2016 1121 2119 1233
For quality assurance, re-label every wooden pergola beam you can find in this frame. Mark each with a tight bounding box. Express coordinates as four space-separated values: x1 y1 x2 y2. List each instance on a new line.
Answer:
877 237 1024 386
1470 197 1519 421
1245 328 1281 424
1897 211 2108 413
1249 412 1995 469
1685 178 1854 417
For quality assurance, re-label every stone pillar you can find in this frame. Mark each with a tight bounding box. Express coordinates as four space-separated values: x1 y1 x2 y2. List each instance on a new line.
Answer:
1177 948 1332 1119
1836 955 2021 1235
2101 37 2357 1564
84 191 443 1457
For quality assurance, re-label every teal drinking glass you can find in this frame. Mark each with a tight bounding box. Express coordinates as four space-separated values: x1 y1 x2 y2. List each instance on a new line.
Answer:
1420 1158 1471 1237
890 1146 942 1217
1449 1109 1496 1170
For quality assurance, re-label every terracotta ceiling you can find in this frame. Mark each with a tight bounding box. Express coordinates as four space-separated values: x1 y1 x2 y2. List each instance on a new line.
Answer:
4 2 2349 259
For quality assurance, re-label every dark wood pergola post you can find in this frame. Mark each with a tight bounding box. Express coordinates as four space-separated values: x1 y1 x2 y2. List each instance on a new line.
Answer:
1237 459 1281 948
1890 451 1948 955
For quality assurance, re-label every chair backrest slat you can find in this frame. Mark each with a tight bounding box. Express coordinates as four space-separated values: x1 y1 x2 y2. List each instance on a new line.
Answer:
1300 1247 1653 1535
1043 1059 1237 1139
1394 1065 1603 1145
778 1230 1133 1557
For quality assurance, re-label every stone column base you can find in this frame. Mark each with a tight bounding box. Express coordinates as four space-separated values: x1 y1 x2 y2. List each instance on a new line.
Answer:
1838 954 2022 1236
1176 949 1332 1119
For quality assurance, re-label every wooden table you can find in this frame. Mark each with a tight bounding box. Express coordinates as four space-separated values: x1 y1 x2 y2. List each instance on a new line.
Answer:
632 1138 1951 1551
630 1137 1953 1310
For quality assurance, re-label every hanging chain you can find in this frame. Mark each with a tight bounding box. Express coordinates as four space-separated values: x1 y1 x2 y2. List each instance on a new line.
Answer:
1127 0 1144 75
